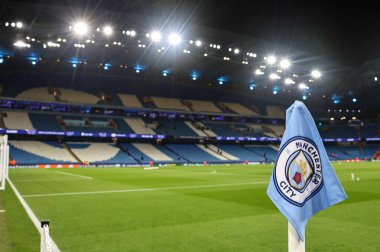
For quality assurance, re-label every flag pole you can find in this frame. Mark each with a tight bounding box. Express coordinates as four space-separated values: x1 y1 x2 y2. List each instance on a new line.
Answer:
288 222 305 252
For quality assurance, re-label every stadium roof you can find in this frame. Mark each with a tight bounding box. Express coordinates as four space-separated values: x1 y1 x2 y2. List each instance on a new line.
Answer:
0 0 379 116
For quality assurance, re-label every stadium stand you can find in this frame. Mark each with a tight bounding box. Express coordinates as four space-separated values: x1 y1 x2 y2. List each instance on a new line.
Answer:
196 144 229 161
215 145 265 162
3 111 34 130
117 93 144 108
195 122 218 137
266 105 285 118
261 125 285 138
151 96 190 111
113 119 135 134
320 125 359 138
132 143 173 162
220 102 260 115
29 113 63 131
57 88 101 104
158 120 198 136
360 124 380 138
68 142 121 163
202 144 240 161
119 143 151 163
186 99 222 113
9 141 77 163
124 118 156 134
16 87 55 101
165 144 224 163
244 145 278 162
184 121 208 137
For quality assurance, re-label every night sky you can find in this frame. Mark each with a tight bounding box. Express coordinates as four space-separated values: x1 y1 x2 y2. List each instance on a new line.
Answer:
5 0 380 68
197 0 380 68
74 0 380 68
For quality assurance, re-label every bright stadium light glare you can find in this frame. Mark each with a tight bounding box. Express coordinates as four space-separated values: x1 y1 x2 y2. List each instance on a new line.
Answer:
130 30 136 37
280 59 291 69
234 48 240 54
269 73 280 80
298 83 309 90
284 78 295 85
255 69 264 75
103 26 113 36
13 40 30 48
311 70 322 78
168 33 181 45
73 21 89 36
151 31 162 42
16 22 23 28
195 40 202 47
267 55 277 65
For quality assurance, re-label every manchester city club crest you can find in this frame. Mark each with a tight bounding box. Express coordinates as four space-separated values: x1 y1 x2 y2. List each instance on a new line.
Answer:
273 136 324 206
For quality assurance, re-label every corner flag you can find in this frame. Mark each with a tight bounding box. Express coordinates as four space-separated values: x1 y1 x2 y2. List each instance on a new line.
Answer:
267 101 347 241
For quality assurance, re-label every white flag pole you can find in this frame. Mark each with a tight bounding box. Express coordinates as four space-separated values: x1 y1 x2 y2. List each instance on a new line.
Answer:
288 222 305 252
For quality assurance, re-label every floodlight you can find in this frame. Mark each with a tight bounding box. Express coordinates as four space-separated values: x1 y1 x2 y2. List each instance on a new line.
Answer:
168 33 181 45
103 26 113 36
267 55 276 65
13 40 30 48
255 69 264 75
234 48 240 54
284 78 295 85
280 59 291 69
151 31 162 42
269 73 280 80
195 40 202 47
298 83 309 90
311 70 321 78
73 22 88 36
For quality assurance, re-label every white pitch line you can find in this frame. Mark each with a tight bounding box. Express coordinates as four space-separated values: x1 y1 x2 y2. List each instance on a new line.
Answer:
7 178 61 251
13 178 87 183
55 171 93 180
23 181 267 198
0 209 5 213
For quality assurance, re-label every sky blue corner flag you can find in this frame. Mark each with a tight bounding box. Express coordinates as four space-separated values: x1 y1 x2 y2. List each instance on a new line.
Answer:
267 100 347 241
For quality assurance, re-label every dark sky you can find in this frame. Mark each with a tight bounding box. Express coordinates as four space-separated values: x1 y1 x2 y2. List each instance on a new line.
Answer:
7 0 380 68
197 0 380 68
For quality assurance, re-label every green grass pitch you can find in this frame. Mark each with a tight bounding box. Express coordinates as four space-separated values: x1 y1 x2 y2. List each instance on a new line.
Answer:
0 162 379 251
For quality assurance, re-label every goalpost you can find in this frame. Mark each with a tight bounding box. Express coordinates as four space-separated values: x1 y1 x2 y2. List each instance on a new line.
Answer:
1 134 59 251
0 134 9 190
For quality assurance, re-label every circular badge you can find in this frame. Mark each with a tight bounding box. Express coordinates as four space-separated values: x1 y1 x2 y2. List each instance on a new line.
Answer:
273 136 323 206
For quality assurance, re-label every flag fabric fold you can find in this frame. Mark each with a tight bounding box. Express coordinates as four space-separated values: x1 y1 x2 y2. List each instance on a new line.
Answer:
267 100 347 241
